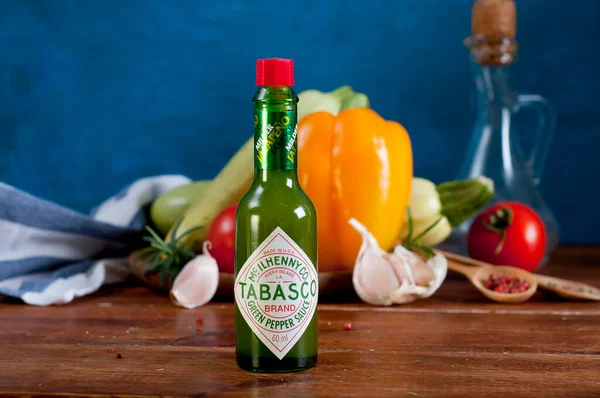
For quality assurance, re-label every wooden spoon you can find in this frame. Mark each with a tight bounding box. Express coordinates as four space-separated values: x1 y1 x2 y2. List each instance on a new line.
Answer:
440 250 600 301
446 259 537 303
534 274 600 301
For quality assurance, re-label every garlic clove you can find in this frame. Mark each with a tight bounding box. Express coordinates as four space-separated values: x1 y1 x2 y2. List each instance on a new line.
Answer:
349 218 448 306
170 241 219 309
417 253 447 299
350 219 400 306
389 254 447 304
354 249 400 306
393 245 436 287
383 252 414 285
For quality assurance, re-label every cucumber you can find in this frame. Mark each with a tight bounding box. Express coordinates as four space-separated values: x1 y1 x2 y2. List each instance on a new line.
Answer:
436 176 495 227
150 180 211 237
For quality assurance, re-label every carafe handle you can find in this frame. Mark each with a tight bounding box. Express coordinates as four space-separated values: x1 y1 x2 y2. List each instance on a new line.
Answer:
514 94 557 185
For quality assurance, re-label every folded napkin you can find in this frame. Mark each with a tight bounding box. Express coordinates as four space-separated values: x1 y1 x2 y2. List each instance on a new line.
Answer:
0 175 191 306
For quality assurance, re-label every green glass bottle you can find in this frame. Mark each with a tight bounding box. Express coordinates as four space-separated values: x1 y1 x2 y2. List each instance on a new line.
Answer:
234 58 318 373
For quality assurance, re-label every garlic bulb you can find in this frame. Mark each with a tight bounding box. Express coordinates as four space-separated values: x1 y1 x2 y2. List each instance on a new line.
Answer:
349 218 447 306
170 241 219 309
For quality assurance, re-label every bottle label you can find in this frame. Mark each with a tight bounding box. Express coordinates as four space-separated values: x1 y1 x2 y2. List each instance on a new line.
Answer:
254 110 298 170
234 227 318 360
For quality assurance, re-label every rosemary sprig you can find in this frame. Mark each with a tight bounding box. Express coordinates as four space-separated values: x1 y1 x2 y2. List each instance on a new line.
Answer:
401 207 439 259
135 218 203 287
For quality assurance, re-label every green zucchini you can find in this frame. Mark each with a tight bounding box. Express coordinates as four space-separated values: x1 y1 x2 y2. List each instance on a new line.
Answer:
436 176 495 227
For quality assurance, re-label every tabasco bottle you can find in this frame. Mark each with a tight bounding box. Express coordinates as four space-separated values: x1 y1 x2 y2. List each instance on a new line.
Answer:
234 58 318 372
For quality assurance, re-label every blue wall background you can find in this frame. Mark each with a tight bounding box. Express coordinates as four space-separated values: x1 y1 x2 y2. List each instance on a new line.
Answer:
1 0 598 243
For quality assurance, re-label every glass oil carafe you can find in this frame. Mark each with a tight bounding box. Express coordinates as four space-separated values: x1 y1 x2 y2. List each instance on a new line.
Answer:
445 0 559 264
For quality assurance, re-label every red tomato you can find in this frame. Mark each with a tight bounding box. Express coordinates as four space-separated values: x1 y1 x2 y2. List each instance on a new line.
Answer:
206 204 237 273
468 201 546 272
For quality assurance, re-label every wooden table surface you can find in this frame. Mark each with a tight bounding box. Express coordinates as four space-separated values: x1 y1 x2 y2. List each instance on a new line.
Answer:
0 246 599 397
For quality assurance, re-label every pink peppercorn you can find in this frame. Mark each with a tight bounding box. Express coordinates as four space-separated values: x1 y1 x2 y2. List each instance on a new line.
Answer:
484 274 530 293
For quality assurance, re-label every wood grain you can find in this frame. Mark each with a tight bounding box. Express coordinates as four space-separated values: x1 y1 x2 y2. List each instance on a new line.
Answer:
0 246 599 397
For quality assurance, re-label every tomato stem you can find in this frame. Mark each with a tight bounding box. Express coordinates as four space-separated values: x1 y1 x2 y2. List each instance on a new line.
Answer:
482 206 514 255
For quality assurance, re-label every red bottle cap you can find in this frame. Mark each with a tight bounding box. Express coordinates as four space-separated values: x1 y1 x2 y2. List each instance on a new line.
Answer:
256 58 294 86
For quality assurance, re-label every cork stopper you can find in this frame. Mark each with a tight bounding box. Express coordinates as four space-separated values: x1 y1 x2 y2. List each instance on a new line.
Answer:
471 0 516 40
468 0 517 66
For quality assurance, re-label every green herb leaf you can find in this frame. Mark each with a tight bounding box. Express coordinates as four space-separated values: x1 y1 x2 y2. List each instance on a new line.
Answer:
136 225 201 285
144 260 164 275
145 225 166 245
413 217 443 242
402 209 436 260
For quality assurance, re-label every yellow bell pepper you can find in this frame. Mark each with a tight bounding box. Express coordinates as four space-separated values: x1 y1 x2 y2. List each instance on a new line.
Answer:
298 108 413 272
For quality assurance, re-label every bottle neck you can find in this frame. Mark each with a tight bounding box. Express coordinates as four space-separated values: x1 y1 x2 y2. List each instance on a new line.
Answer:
472 63 515 115
466 35 518 119
252 86 299 180
253 168 299 186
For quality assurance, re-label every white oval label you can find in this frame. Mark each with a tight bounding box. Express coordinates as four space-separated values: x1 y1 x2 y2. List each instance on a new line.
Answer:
235 227 318 359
